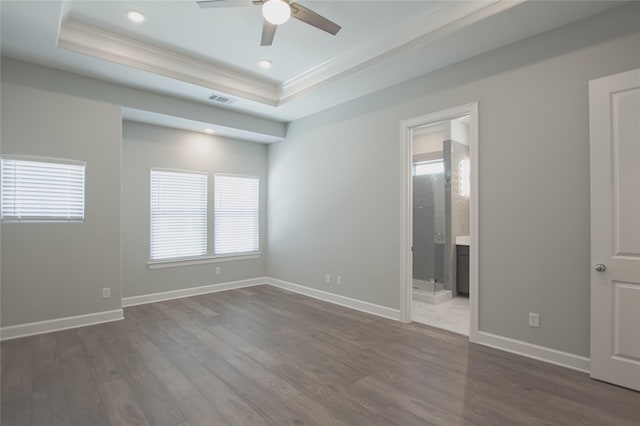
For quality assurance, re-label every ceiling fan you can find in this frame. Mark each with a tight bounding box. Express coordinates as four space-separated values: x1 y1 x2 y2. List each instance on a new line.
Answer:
197 0 341 46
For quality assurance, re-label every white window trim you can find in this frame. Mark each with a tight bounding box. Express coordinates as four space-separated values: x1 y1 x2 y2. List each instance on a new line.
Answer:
213 173 260 256
1 154 86 167
1 218 86 224
1 154 86 223
147 251 261 269
149 168 208 261
150 166 209 175
146 169 262 268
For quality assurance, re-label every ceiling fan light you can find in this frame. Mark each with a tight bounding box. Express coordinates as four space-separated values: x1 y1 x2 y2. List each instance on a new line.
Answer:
263 0 291 25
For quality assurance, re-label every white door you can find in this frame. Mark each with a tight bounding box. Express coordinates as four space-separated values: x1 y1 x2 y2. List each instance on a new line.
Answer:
589 68 640 391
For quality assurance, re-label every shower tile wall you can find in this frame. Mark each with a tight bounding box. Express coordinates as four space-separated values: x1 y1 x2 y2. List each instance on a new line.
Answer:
444 139 470 295
449 141 470 238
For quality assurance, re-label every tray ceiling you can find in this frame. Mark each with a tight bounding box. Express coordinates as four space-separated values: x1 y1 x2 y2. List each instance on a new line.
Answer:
1 1 625 123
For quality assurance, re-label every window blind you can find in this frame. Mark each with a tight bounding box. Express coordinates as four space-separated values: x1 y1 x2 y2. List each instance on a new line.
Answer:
150 169 208 260
1 157 85 221
214 175 259 255
414 160 444 176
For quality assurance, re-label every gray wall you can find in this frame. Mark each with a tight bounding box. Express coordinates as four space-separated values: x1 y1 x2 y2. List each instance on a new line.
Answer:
1 81 122 326
122 121 268 298
0 57 285 141
267 3 640 357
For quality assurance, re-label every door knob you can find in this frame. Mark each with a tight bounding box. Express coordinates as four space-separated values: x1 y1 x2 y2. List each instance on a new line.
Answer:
594 264 607 272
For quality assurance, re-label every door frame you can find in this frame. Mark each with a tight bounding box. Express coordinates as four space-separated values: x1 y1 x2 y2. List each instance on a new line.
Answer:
399 102 479 343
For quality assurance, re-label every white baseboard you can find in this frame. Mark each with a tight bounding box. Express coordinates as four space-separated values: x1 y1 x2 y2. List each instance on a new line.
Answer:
478 331 590 373
0 277 590 377
121 277 268 307
266 277 401 321
0 309 123 341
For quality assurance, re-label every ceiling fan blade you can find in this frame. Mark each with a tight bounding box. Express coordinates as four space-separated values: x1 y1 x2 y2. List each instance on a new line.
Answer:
261 19 277 46
197 0 261 8
289 3 341 36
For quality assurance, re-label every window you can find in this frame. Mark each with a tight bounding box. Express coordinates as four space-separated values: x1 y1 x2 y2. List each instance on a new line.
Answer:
414 160 444 176
214 174 259 255
1 156 85 222
150 169 208 260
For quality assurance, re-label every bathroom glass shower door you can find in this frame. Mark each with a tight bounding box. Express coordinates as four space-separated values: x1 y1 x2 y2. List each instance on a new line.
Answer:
412 161 447 297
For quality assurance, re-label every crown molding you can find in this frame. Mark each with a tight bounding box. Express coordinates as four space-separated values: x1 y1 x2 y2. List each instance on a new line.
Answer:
56 1 519 109
278 1 514 103
58 17 280 106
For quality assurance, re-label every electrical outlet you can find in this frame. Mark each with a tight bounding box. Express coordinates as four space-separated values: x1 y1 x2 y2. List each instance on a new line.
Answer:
215 266 221 275
336 276 342 286
529 313 540 328
325 273 331 284
102 288 111 299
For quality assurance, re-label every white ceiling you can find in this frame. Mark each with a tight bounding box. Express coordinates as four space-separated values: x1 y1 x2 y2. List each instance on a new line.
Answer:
0 0 625 127
68 0 445 84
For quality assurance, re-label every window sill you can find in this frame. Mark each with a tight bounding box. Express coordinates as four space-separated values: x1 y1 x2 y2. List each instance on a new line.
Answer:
1 219 85 223
147 252 261 270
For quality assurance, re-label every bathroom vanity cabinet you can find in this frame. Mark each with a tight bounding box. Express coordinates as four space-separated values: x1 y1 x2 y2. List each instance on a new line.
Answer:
456 245 469 295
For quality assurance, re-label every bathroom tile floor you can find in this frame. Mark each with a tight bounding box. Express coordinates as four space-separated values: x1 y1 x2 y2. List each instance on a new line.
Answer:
412 296 470 336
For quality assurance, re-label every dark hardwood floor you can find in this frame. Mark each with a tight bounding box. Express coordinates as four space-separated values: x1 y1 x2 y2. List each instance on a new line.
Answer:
2 285 639 425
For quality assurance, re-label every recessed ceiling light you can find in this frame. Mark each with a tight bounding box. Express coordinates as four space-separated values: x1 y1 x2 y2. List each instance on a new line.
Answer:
127 10 145 23
258 59 272 69
205 128 215 134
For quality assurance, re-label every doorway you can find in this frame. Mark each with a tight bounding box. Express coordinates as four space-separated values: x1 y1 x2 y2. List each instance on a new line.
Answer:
400 103 479 343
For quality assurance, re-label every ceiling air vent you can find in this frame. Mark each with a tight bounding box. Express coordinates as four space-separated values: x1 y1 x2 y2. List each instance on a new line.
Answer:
208 94 236 105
